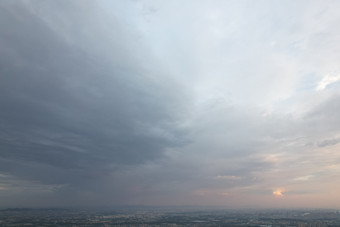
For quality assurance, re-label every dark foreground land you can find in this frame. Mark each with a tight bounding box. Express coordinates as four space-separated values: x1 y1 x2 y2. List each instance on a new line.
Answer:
1 208 340 227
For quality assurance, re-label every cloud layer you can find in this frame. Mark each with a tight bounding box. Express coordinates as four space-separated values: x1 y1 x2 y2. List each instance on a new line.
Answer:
1 0 340 208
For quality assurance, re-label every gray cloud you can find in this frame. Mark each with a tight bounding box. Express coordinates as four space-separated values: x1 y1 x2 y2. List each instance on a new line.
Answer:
0 0 188 198
2 0 340 208
318 138 340 147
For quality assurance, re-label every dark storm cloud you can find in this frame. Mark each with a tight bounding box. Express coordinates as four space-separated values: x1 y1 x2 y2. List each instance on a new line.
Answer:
0 0 186 188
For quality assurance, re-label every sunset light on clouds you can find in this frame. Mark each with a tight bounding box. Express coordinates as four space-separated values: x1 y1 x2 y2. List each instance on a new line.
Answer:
1 0 340 209
273 190 284 197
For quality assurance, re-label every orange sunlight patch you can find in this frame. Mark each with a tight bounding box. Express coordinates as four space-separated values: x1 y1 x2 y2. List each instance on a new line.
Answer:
273 189 284 197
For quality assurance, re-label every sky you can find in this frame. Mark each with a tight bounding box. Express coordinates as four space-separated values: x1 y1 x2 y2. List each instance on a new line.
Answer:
1 0 340 209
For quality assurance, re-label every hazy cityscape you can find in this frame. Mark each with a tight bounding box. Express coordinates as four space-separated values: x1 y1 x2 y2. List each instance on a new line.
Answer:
1 208 340 226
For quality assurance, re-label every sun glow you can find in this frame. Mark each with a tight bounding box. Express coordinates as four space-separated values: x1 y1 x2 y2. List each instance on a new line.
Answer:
273 189 284 197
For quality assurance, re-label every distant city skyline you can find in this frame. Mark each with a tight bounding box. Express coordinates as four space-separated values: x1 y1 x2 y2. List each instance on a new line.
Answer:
1 0 340 208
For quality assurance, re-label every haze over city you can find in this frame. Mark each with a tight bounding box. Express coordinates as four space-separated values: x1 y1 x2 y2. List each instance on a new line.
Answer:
1 0 340 209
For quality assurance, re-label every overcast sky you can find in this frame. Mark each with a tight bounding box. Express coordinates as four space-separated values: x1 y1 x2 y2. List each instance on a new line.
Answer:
1 0 340 208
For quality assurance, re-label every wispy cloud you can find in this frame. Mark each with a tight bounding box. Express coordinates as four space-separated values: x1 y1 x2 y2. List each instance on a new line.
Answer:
317 71 340 91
